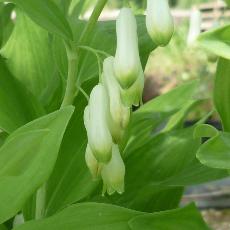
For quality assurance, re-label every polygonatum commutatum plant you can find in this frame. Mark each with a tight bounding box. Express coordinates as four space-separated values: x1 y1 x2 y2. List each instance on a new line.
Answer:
0 0 229 229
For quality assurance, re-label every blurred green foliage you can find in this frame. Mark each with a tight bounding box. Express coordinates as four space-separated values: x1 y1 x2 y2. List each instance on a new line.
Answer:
107 0 210 9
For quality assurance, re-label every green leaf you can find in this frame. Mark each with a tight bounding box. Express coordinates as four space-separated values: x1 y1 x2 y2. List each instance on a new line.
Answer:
1 11 62 106
0 224 7 230
129 203 210 230
214 58 230 131
114 129 195 210
162 156 227 186
13 203 209 230
197 25 230 59
0 106 74 224
3 0 73 40
138 80 199 114
193 124 219 139
14 203 141 230
0 57 44 133
197 132 230 170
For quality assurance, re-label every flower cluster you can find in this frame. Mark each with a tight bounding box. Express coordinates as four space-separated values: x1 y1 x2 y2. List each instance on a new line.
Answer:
84 1 174 195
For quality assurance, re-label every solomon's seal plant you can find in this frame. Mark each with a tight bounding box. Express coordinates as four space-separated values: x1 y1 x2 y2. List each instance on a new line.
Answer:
0 0 229 229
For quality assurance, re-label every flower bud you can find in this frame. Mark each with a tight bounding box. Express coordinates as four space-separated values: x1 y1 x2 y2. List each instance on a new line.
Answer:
114 8 141 89
101 144 125 195
121 70 144 107
85 144 100 180
146 0 174 46
87 84 113 163
102 57 130 143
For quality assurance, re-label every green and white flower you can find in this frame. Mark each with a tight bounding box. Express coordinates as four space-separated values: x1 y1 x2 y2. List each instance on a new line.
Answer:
85 84 113 163
101 144 125 195
146 0 174 46
114 7 142 89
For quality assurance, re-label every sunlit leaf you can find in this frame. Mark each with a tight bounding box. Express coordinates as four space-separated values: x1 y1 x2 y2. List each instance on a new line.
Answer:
2 0 73 40
1 11 62 107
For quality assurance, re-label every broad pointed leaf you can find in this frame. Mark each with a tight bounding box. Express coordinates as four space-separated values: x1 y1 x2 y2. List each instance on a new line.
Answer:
0 106 74 224
13 203 209 230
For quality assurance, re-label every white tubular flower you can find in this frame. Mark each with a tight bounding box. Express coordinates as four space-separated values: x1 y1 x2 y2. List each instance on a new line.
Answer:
146 0 174 46
102 57 130 142
121 70 144 107
187 7 201 45
87 84 113 163
101 144 125 195
114 7 142 89
85 144 100 180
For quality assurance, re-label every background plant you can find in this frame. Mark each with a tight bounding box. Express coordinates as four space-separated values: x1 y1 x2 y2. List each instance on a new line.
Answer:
194 0 230 174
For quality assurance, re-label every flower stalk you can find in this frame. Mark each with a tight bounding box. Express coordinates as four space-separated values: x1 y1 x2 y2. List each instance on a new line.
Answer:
61 44 78 107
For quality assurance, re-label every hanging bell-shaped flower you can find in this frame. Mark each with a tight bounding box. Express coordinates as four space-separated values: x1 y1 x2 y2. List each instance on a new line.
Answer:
86 84 113 163
114 8 142 89
121 70 144 107
102 57 130 143
101 144 125 195
146 0 174 47
85 144 101 179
